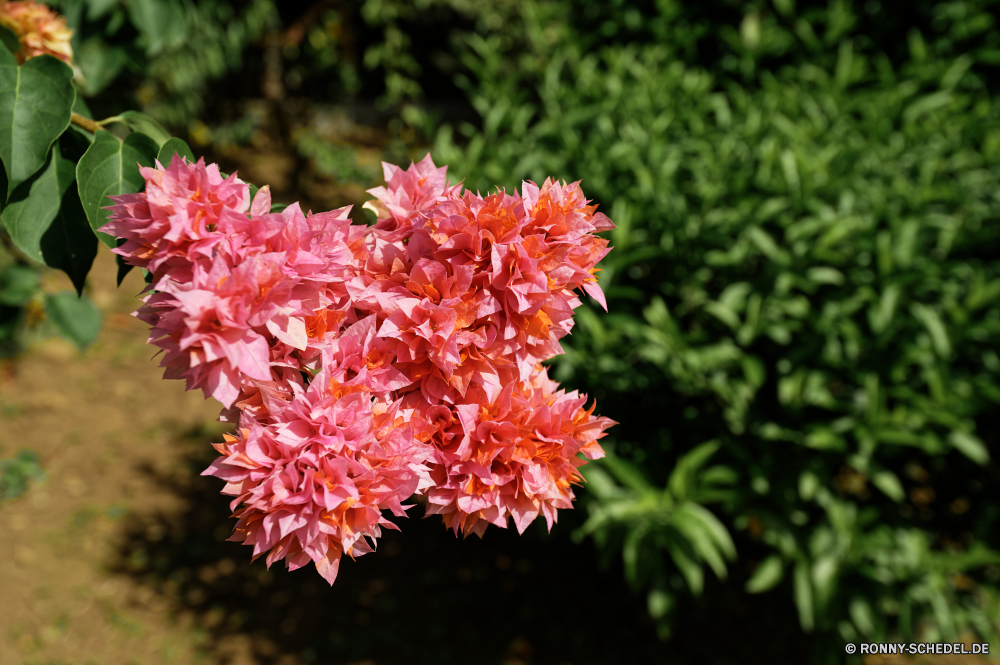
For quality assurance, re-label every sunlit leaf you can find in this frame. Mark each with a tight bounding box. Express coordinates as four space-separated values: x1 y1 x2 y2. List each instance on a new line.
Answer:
156 137 195 166
1 141 98 294
794 558 815 632
0 48 75 199
76 130 159 248
117 110 172 148
949 431 989 465
746 555 784 593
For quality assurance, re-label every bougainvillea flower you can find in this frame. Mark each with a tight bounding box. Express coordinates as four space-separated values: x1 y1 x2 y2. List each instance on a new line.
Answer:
102 155 251 280
202 335 428 584
363 153 463 238
136 253 274 409
412 365 615 537
111 151 617 585
0 1 73 64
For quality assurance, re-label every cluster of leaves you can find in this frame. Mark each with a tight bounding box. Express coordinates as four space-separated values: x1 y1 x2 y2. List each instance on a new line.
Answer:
431 0 1000 655
0 23 204 352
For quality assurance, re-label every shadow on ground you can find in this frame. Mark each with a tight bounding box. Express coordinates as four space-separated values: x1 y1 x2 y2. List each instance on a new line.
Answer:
111 425 811 665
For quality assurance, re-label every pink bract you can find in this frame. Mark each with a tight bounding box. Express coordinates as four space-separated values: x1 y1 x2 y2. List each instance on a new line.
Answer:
413 365 615 537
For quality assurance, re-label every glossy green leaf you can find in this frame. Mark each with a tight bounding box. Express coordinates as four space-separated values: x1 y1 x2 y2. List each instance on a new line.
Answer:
668 440 721 501
43 290 102 350
910 303 951 358
579 464 628 500
903 91 952 123
850 598 876 637
0 48 75 199
868 284 900 334
949 431 989 465
793 558 815 632
76 130 159 248
746 555 784 593
118 110 172 148
666 537 704 596
622 525 646 585
871 470 905 502
40 184 98 297
1 141 97 294
671 508 727 579
156 137 195 166
646 588 673 619
600 453 656 495
810 555 838 610
678 502 736 560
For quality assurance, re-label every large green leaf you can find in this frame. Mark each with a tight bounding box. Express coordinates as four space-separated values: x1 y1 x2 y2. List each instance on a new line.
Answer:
0 48 75 199
156 136 195 166
44 291 102 350
40 184 98 297
118 111 172 148
1 140 98 294
76 130 159 248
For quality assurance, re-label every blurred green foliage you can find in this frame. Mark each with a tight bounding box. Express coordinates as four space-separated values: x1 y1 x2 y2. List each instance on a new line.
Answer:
429 0 1000 656
46 0 277 124
0 449 46 501
0 250 103 356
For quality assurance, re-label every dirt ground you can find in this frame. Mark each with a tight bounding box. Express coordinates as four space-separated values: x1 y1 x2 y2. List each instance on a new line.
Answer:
0 246 995 665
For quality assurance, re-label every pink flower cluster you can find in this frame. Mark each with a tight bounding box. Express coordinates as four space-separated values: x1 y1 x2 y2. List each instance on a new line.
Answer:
104 154 616 584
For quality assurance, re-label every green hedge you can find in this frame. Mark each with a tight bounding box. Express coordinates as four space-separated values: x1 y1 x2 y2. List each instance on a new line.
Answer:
431 0 1000 656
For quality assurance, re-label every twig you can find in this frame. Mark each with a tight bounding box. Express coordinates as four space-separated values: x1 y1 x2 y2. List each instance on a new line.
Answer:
70 112 102 134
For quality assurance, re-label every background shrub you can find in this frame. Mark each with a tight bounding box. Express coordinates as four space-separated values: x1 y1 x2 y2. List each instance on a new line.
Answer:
430 0 1000 657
